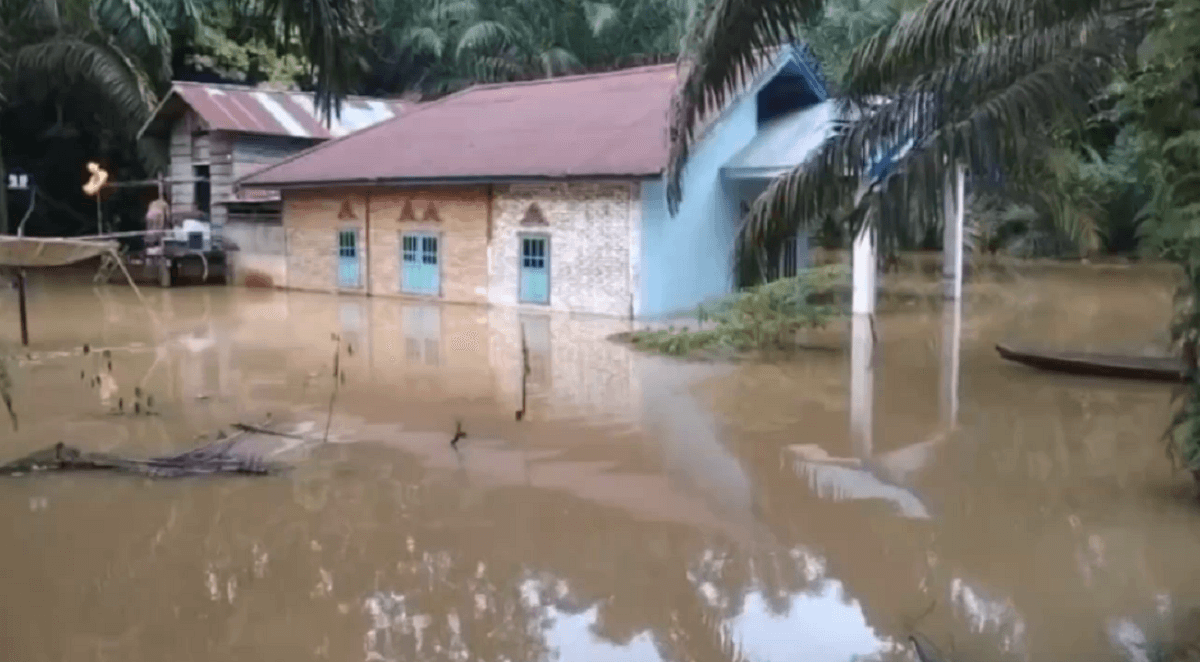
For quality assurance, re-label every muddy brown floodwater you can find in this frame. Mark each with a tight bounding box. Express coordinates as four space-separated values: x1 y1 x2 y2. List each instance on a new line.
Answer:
0 265 1197 662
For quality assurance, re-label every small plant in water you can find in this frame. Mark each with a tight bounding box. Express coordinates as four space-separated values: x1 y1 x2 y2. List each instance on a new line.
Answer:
0 355 16 431
323 333 348 443
627 265 848 357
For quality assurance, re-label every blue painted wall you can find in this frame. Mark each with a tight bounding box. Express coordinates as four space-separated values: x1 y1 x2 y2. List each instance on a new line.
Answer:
639 97 759 319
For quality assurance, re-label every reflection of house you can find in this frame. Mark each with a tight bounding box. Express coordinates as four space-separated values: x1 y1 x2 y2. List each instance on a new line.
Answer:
236 44 836 318
137 82 404 287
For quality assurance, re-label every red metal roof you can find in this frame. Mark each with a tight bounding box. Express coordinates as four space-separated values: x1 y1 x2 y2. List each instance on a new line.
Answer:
140 82 404 140
237 65 678 186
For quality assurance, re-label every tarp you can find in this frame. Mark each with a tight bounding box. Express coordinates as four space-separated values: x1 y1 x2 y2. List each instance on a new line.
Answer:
0 236 117 268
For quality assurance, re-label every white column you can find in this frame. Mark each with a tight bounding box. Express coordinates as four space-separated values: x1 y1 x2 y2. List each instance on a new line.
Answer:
851 222 877 315
850 312 874 458
942 164 966 301
939 296 963 426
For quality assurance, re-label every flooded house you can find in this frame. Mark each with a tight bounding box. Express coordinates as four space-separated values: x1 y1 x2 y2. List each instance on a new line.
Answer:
137 82 404 287
235 44 837 319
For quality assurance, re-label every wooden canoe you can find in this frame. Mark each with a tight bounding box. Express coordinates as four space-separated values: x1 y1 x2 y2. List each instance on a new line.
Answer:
995 342 1186 382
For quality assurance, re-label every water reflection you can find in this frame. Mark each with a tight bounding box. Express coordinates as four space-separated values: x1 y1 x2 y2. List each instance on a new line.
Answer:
403 304 441 367
0 268 1197 662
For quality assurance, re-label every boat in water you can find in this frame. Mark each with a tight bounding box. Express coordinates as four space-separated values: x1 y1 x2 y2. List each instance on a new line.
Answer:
995 342 1185 382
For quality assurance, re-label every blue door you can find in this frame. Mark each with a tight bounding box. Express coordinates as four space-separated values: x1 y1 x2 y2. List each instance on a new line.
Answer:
519 236 549 304
401 233 440 295
337 229 361 289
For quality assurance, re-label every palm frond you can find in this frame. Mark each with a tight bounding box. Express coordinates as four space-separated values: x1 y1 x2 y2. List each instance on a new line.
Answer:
582 1 620 36
455 20 513 60
403 25 444 58
9 37 155 133
91 0 173 83
539 46 581 77
665 0 829 213
430 0 479 23
257 0 373 124
736 3 1147 266
844 0 1136 99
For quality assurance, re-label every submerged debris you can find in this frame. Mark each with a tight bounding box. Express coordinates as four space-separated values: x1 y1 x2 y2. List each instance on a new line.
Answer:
0 356 16 431
910 633 953 662
450 420 466 449
0 437 281 479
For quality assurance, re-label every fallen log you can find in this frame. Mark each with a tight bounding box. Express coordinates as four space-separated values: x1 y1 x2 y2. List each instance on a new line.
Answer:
0 438 279 478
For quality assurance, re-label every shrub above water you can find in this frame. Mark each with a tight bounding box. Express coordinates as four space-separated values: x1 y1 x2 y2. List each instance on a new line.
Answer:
627 265 848 357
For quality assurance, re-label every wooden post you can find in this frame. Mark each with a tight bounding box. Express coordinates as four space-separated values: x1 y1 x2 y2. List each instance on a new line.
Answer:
17 270 28 346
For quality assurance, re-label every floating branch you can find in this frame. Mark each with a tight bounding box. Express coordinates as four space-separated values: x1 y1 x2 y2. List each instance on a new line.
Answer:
323 333 342 443
450 420 466 449
0 356 16 431
0 440 278 478
515 323 529 421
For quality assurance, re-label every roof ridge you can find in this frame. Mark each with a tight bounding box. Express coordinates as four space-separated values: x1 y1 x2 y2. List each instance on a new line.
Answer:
458 63 677 95
172 80 403 103
236 88 470 187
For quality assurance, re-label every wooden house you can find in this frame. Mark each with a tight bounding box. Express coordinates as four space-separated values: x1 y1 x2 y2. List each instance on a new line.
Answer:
137 82 404 287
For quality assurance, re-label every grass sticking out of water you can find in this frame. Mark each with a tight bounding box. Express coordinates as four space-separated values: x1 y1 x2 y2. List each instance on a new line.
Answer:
626 265 848 357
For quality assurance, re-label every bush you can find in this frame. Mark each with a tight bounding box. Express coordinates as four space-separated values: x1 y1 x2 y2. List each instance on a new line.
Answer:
627 265 848 357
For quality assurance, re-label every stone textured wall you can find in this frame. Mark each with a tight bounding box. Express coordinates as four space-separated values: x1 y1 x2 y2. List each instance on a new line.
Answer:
231 253 287 288
281 182 640 318
489 182 639 318
367 187 490 303
283 190 367 293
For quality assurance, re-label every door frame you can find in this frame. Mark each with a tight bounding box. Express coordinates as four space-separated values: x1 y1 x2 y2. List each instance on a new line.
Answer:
337 225 363 291
518 232 551 305
399 229 443 297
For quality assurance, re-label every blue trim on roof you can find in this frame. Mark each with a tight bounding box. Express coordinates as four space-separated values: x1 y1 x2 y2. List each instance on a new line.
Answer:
756 43 830 125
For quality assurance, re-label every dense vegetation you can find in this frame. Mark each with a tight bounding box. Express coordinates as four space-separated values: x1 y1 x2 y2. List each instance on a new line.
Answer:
0 0 902 237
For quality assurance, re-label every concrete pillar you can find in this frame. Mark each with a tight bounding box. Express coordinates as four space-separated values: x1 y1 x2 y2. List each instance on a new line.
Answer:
850 312 874 459
852 222 877 315
939 296 963 426
942 164 966 301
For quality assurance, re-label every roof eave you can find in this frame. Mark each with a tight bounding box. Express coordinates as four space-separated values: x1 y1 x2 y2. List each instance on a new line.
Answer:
137 89 185 141
238 172 665 190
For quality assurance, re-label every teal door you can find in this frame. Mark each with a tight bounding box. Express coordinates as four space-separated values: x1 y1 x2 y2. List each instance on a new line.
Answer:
337 229 361 289
519 236 549 304
401 233 440 295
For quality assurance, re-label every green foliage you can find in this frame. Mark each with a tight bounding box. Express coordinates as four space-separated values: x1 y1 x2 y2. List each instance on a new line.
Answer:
1108 0 1200 479
369 0 691 96
188 0 309 85
797 0 899 90
627 265 847 356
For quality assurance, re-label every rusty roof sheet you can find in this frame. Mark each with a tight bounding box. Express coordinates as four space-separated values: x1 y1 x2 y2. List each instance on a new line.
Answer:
237 65 679 187
139 82 404 140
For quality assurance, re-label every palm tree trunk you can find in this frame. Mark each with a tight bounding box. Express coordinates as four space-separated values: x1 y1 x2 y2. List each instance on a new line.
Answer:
0 138 9 235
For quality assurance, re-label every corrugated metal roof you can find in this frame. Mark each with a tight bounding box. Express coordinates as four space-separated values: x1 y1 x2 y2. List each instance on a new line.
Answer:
237 65 679 187
139 82 404 140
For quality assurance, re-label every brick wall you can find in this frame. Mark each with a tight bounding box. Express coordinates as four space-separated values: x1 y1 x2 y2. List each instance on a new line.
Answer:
367 188 490 303
281 181 641 318
489 182 639 318
284 190 367 293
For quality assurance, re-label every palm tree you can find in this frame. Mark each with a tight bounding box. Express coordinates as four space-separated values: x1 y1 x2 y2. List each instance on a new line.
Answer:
665 0 1155 264
0 0 187 233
